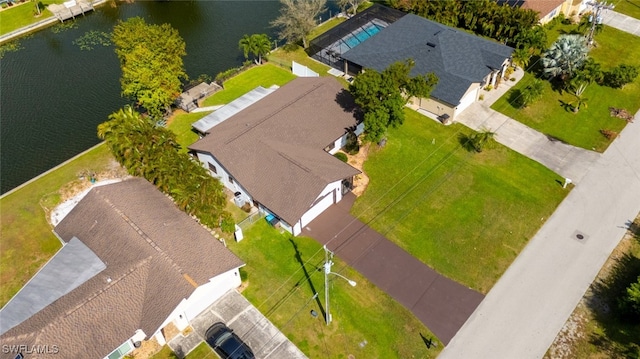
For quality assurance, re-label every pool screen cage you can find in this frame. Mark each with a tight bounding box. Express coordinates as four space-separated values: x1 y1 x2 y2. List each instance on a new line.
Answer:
307 4 406 69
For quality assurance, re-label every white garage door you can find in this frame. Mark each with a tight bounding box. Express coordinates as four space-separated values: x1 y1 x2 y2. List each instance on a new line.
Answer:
456 87 478 115
300 190 335 228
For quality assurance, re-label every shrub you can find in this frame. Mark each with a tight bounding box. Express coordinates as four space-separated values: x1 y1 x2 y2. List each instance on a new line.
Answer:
344 131 360 155
334 152 348 162
605 64 639 89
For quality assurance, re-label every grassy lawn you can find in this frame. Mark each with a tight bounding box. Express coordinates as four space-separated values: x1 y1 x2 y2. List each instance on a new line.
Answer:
267 46 339 81
492 26 640 152
202 63 296 107
150 342 216 359
613 0 640 19
0 0 63 36
0 144 119 307
351 110 568 293
226 220 440 358
308 17 345 41
166 110 210 151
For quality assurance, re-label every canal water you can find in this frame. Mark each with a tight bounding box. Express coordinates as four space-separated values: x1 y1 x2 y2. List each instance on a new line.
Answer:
1 0 336 194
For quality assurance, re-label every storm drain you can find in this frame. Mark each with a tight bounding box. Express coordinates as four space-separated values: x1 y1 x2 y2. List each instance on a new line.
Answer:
571 230 589 243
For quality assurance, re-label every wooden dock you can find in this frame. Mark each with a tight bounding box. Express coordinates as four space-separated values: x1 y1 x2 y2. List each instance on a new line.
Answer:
48 0 94 22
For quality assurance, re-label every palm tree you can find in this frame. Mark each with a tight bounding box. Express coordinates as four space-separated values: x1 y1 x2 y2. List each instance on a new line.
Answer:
542 35 589 81
570 82 588 113
518 79 544 108
238 34 254 61
468 128 496 153
251 34 272 64
574 58 603 84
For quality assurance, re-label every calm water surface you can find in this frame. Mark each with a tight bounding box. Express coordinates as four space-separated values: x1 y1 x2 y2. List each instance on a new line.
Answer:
0 1 294 194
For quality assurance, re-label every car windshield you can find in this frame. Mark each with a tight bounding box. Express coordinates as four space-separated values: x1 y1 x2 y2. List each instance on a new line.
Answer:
214 331 233 347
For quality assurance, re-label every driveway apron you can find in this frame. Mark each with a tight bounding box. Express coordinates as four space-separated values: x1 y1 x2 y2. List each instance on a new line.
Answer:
302 193 484 345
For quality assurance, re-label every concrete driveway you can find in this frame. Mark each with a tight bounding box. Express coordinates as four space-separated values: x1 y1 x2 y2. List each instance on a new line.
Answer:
168 290 307 358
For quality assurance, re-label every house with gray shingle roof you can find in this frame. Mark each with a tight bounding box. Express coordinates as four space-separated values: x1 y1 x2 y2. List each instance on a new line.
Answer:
310 6 514 122
189 77 363 236
0 178 244 359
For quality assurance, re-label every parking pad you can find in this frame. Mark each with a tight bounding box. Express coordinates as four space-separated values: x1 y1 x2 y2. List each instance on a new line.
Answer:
170 290 307 358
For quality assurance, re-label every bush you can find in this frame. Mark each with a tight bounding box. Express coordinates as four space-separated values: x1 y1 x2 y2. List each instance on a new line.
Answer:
334 152 348 162
344 131 360 155
605 64 639 89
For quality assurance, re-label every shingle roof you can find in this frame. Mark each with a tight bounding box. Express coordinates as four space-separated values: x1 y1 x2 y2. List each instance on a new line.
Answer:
189 77 361 225
0 178 244 358
341 14 514 105
501 0 565 18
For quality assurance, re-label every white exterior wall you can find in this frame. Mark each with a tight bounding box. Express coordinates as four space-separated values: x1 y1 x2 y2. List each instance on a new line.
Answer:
195 152 253 204
327 122 365 155
453 84 480 118
299 181 342 230
152 268 242 337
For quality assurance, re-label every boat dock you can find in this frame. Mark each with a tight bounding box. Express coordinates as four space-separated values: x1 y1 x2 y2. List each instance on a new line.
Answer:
48 0 94 22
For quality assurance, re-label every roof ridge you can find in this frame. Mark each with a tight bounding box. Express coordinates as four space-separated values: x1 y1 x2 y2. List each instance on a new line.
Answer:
94 188 187 278
224 81 326 145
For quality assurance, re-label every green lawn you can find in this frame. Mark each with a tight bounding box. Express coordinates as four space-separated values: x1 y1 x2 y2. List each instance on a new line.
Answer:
0 144 120 307
0 0 64 36
613 0 640 19
150 342 216 359
492 26 640 152
226 220 441 358
351 110 568 293
202 63 296 107
167 111 210 151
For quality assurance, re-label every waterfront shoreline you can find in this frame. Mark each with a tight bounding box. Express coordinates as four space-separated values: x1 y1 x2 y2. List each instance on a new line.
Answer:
0 0 109 45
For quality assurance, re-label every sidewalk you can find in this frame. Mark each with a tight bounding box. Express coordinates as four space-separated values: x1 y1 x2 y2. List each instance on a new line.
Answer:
439 109 640 358
602 10 640 36
455 67 600 183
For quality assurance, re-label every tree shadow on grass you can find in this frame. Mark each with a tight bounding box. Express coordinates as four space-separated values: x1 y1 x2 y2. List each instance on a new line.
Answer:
558 99 574 113
585 248 640 357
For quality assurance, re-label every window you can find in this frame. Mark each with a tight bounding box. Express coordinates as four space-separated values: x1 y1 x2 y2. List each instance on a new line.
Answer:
208 163 217 174
228 176 234 184
107 341 132 359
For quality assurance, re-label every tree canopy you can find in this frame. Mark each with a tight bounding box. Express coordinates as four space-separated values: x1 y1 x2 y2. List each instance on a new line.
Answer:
112 17 187 120
541 34 588 80
238 33 272 64
349 60 438 143
271 0 326 48
98 107 233 232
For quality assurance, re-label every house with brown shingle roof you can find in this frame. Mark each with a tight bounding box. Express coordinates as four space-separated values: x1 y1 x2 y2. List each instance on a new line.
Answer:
0 178 244 359
189 77 363 236
500 0 587 24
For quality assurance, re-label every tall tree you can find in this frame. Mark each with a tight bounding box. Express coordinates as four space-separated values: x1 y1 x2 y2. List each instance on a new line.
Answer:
271 0 326 48
98 106 232 231
337 0 364 17
112 17 187 120
238 34 272 64
541 35 588 81
349 60 438 143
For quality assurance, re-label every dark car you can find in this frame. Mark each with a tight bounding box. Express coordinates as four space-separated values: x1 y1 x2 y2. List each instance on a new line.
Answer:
205 322 255 359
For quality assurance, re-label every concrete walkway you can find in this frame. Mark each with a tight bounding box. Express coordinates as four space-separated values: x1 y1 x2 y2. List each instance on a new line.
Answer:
602 10 640 36
439 109 640 358
302 193 484 345
454 67 600 183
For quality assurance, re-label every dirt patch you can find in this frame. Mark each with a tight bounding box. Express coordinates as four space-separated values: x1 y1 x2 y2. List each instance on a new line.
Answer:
345 142 371 197
130 337 163 359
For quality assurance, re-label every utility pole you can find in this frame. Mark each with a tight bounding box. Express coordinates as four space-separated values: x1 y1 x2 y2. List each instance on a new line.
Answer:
585 1 614 46
323 245 356 325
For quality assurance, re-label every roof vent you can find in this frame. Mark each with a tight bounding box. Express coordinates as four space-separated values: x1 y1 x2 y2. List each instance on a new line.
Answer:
427 42 436 48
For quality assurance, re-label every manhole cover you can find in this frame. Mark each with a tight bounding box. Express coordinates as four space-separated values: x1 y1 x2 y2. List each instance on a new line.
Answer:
571 230 589 243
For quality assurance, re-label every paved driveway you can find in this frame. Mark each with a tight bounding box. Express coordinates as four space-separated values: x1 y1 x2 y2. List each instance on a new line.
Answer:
302 193 484 345
169 290 307 359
